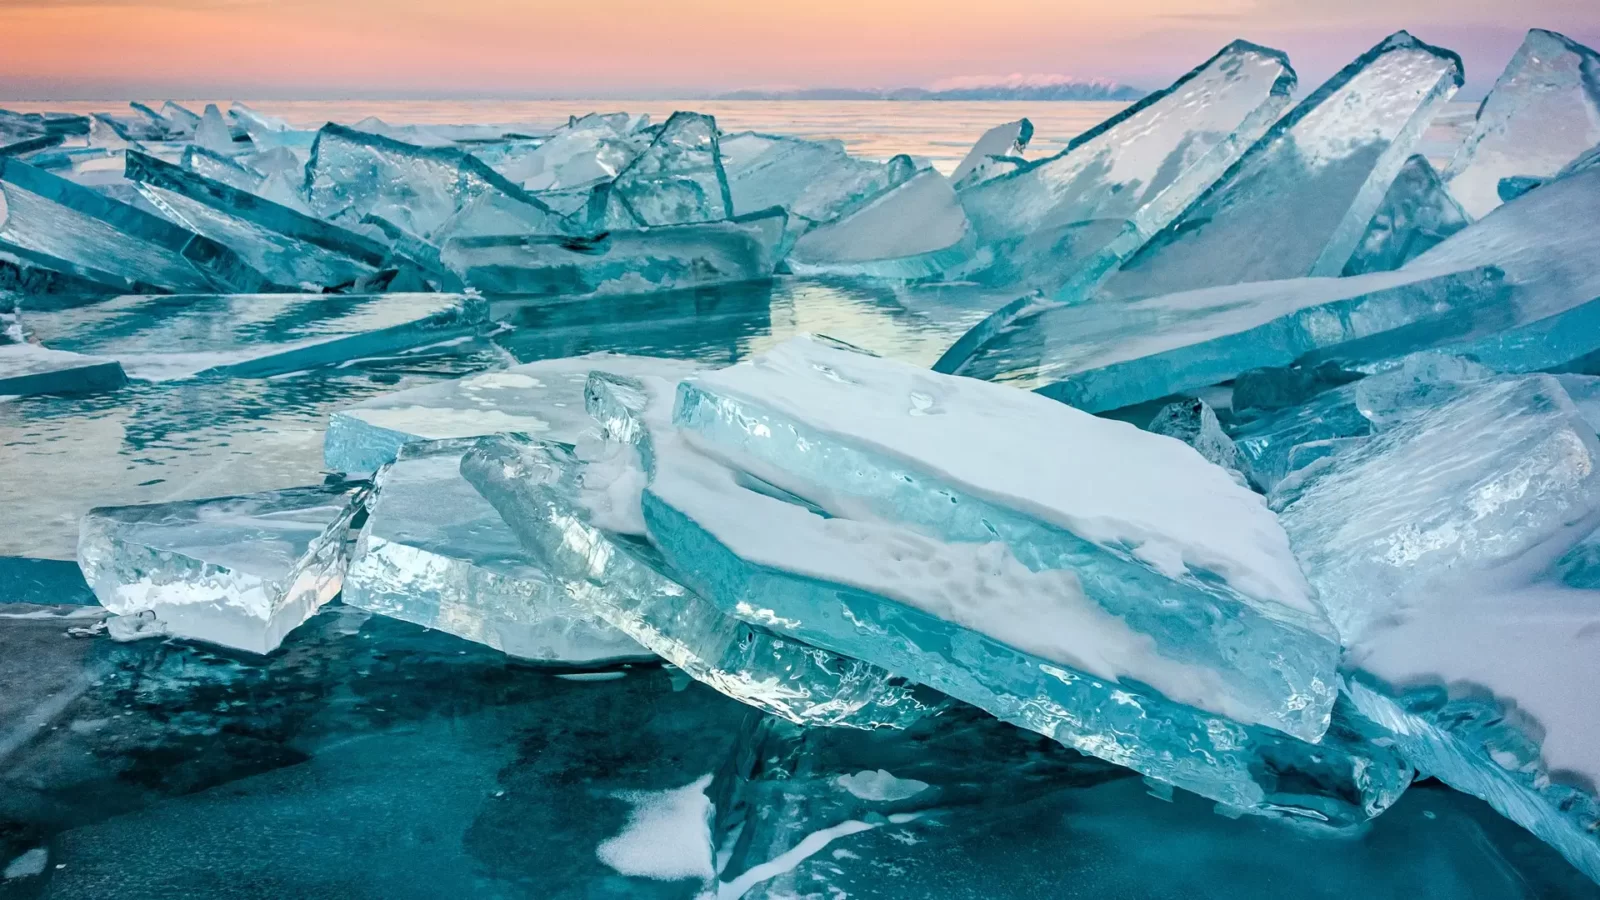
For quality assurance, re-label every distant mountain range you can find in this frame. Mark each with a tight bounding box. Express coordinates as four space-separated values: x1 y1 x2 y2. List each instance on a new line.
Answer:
714 77 1144 102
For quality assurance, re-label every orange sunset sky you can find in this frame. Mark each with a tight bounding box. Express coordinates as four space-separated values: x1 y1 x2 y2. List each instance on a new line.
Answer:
2 0 1597 99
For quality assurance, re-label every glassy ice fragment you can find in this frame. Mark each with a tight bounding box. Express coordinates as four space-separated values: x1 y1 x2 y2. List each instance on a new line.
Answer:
1093 32 1463 303
491 116 638 192
76 482 368 654
786 169 971 279
956 40 1297 293
0 342 126 396
159 101 201 137
1444 29 1600 219
720 132 910 225
23 292 488 381
667 335 1338 741
1231 387 1372 492
0 157 277 293
950 118 1032 186
1344 155 1471 275
324 353 701 475
344 439 647 664
441 208 785 296
603 112 732 228
1146 398 1244 476
181 145 265 193
194 103 237 155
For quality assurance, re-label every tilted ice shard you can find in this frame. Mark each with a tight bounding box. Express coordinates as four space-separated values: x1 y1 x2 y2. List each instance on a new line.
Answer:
1232 385 1373 493
1145 398 1244 477
77 482 368 654
667 336 1338 740
194 103 236 155
786 169 971 279
159 101 201 137
324 353 702 475
0 342 127 397
720 132 910 224
955 41 1296 292
950 118 1032 187
125 150 385 290
343 439 648 664
1444 29 1600 219
489 115 638 192
1344 155 1471 275
1092 32 1462 303
22 292 488 381
461 430 942 729
181 145 265 193
0 157 277 293
602 112 732 228
303 123 563 239
441 208 786 296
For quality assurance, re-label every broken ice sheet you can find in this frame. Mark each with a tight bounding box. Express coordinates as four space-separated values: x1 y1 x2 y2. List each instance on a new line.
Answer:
487 113 639 192
1344 154 1470 275
720 131 910 224
344 439 648 664
441 208 786 296
955 40 1296 293
785 169 971 279
1145 397 1245 478
602 112 732 229
22 291 489 381
950 118 1032 187
76 482 367 654
1091 31 1462 304
1444 29 1600 219
0 342 127 397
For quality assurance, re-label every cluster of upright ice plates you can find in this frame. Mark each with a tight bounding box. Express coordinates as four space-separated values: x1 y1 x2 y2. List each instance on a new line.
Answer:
11 25 1598 888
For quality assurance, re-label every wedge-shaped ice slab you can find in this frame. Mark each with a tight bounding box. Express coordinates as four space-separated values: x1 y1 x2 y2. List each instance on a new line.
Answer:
1344 155 1471 275
182 145 265 193
950 118 1032 187
0 342 126 396
462 431 942 729
786 170 970 279
720 132 908 224
0 157 277 293
24 292 488 381
303 124 563 239
1092 32 1462 303
667 336 1338 740
77 482 367 654
1275 375 1600 643
344 440 647 664
324 353 702 476
441 209 786 296
1146 398 1244 477
1444 29 1600 219
125 150 385 290
956 41 1296 292
602 112 732 229
489 114 638 192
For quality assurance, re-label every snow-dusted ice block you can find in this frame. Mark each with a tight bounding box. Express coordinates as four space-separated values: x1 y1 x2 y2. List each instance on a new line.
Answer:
0 342 126 397
950 118 1032 187
344 440 647 665
461 431 941 729
441 208 786 296
672 337 1338 741
1444 29 1600 219
1344 155 1470 275
1275 376 1600 644
77 482 368 654
23 292 488 381
1094 32 1462 303
324 353 702 475
0 157 276 294
720 132 908 224
786 169 971 279
602 112 732 229
956 41 1296 292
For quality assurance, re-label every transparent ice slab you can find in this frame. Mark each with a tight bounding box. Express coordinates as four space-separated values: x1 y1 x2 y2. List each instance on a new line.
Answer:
0 157 277 294
1444 29 1600 219
1344 154 1471 275
324 353 702 475
669 335 1337 741
488 115 638 192
1145 397 1244 477
181 145 265 193
950 118 1032 187
441 208 786 296
193 103 237 155
76 481 368 654
461 430 943 729
955 40 1296 292
344 439 647 664
720 131 909 224
1091 32 1462 303
601 112 733 229
0 342 126 397
23 292 489 381
786 169 971 279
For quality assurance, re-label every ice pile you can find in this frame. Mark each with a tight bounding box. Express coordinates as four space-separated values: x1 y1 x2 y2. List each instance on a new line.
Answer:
7 24 1596 887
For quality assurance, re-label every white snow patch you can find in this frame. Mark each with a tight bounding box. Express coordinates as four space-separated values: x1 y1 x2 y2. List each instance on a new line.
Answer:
3 848 47 880
596 774 715 882
835 770 929 802
717 820 877 900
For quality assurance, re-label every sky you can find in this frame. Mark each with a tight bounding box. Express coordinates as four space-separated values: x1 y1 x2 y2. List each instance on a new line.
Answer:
0 0 1597 100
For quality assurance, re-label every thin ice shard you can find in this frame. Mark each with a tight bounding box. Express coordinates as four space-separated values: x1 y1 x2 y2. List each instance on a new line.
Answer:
602 112 732 228
77 482 368 654
1444 29 1600 219
1092 32 1463 303
955 40 1297 292
1146 398 1244 477
1344 155 1470 275
194 103 237 155
950 118 1033 187
181 146 265 193
489 114 638 191
668 336 1337 740
344 440 648 664
0 342 127 397
786 169 971 279
0 157 277 293
721 132 914 224
441 208 786 296
159 101 201 137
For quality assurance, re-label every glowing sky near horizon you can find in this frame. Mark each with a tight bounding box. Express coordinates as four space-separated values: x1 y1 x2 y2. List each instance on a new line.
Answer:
1 0 1596 99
